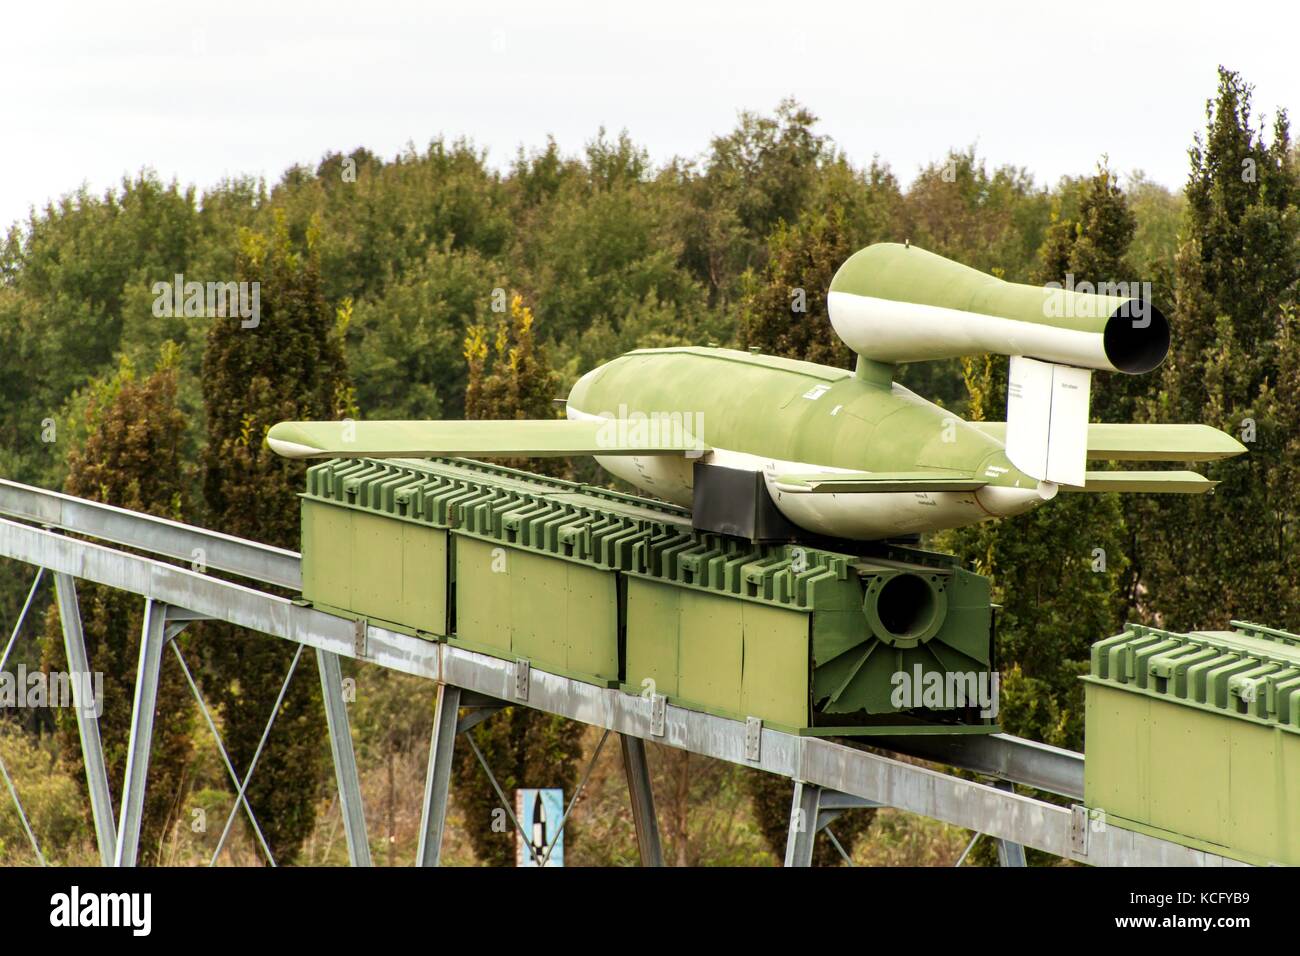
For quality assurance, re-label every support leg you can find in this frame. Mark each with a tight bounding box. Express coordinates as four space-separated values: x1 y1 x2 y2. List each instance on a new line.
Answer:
317 648 371 867
784 780 822 867
113 598 166 867
53 573 117 867
994 781 1027 867
416 683 461 867
619 734 663 867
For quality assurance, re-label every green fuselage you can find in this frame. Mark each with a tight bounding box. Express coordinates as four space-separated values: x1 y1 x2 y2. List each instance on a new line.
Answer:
566 347 1044 539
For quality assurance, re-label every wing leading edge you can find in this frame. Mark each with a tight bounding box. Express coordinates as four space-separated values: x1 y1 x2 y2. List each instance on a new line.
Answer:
770 471 987 494
266 419 709 460
969 422 1246 462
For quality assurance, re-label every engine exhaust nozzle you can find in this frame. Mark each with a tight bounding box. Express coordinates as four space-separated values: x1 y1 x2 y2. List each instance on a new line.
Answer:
828 243 1169 374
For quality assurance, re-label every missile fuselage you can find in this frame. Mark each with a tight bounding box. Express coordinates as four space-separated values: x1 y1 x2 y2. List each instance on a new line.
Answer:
567 347 1047 540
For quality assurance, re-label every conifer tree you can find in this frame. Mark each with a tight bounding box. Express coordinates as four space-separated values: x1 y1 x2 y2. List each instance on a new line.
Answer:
39 347 196 864
739 206 855 368
1136 68 1299 631
199 211 352 863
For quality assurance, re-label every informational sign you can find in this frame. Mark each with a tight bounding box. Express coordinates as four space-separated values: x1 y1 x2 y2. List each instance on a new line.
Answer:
515 788 564 867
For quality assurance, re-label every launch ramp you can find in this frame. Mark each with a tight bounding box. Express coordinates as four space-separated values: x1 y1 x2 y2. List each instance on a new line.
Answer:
0 476 1249 867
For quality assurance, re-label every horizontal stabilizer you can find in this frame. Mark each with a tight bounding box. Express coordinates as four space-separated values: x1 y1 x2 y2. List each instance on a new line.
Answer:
970 422 1246 462
267 419 709 460
1058 471 1217 494
771 471 986 494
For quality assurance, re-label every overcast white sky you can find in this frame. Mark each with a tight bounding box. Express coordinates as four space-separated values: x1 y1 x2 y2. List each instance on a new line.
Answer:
2 0 1296 230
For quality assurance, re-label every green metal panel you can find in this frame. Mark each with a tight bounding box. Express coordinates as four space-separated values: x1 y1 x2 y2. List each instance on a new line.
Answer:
298 456 997 734
301 498 448 635
453 536 619 684
565 562 620 679
454 536 513 655
301 499 353 609
351 511 404 621
739 602 811 729
677 589 746 716
1084 621 1300 866
399 520 447 634
625 579 810 728
624 578 680 699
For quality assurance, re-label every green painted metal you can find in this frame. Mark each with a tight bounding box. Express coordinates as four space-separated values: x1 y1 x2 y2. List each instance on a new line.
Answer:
269 417 708 459
969 421 1246 462
1083 621 1300 866
1058 471 1215 494
830 242 1136 336
568 346 1026 487
772 471 987 493
299 456 997 734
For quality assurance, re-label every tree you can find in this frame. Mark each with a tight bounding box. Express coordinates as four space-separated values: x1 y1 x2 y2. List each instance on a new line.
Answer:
450 293 587 865
1036 160 1142 423
38 347 196 864
681 99 830 308
1136 67 1300 633
199 211 352 863
740 205 855 368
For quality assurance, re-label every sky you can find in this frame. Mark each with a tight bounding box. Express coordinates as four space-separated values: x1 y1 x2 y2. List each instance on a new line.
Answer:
1 0 1296 231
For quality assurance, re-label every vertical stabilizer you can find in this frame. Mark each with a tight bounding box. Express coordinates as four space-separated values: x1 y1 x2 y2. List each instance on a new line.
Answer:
1005 356 1092 487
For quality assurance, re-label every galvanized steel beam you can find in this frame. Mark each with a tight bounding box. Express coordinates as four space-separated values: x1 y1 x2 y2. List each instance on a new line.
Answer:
114 598 167 867
0 478 301 589
53 573 117 866
415 683 461 867
619 734 663 867
318 649 371 867
875 732 1084 800
784 781 822 867
993 781 1028 867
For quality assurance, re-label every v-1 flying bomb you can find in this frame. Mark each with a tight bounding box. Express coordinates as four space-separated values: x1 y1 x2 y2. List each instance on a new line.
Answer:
267 243 1245 543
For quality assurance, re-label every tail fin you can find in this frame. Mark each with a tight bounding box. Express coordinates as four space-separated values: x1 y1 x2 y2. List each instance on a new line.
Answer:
1004 356 1092 487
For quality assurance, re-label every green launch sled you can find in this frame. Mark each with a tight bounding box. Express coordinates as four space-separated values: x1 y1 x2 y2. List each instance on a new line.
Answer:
298 456 999 736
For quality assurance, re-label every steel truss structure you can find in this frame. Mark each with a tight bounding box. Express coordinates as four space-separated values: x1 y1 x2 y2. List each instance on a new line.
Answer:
0 478 1246 867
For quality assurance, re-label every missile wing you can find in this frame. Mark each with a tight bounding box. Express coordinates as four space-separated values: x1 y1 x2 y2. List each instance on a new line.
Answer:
266 418 708 460
770 471 987 494
967 422 1246 462
1057 471 1219 493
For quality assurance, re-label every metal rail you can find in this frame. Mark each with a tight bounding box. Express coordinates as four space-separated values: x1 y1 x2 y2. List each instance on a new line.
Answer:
873 733 1084 800
0 478 301 589
0 479 1246 867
